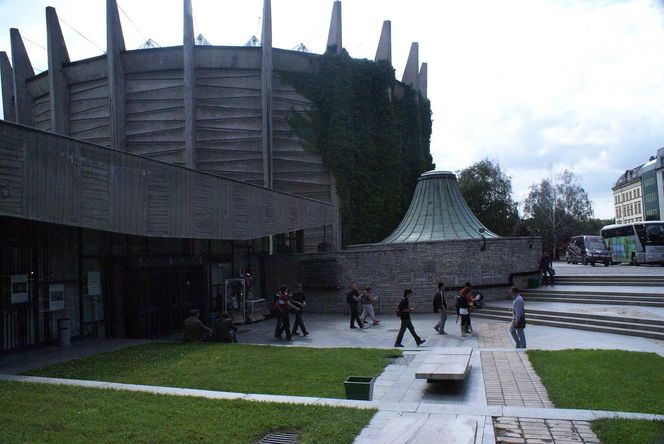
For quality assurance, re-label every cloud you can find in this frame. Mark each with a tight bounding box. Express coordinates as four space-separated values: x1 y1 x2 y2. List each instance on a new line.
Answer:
2 0 664 221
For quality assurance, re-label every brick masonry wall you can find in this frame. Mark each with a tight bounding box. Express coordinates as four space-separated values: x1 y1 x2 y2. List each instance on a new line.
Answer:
265 237 541 313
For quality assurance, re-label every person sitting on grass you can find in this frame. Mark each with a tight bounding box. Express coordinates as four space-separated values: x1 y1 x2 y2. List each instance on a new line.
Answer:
211 312 239 343
184 309 211 342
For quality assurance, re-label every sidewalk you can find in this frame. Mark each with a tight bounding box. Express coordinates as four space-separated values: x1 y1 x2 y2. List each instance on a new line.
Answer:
2 313 663 443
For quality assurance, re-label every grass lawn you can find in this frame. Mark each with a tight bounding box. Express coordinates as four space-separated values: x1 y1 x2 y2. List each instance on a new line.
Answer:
0 381 374 444
25 342 401 398
591 419 664 444
527 349 664 414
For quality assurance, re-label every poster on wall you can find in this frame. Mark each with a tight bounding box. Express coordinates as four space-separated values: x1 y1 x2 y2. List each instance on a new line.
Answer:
10 275 29 304
49 284 65 311
87 271 101 296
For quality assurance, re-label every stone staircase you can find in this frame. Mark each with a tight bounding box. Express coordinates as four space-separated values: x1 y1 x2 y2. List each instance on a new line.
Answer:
470 306 664 341
472 273 664 340
554 275 664 287
521 289 664 307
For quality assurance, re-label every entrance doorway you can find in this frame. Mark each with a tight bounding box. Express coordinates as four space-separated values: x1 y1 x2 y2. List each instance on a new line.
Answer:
124 266 206 339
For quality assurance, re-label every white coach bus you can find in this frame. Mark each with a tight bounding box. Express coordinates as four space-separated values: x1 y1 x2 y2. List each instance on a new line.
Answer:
600 221 664 265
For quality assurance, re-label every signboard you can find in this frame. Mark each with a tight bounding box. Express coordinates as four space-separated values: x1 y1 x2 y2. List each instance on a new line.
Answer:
49 284 65 311
10 275 28 304
87 271 102 296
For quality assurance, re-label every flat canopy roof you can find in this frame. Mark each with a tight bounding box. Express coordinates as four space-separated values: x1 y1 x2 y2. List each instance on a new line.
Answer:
0 121 335 240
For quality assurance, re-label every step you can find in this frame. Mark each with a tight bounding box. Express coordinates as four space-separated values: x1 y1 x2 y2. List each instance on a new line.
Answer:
523 290 664 299
523 297 664 307
471 312 664 340
477 308 664 333
554 276 664 287
480 306 664 326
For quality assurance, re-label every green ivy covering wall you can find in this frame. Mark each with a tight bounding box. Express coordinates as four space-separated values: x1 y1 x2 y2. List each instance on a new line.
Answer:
284 51 434 246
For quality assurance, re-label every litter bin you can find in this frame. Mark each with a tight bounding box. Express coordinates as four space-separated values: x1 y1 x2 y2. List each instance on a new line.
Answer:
344 376 374 401
527 278 540 289
58 318 71 346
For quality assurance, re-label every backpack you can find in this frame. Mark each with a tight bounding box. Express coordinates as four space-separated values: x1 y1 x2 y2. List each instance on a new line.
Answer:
346 291 355 304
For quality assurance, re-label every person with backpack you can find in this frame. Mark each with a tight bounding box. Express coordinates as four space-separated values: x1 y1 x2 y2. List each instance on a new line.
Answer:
394 289 426 347
432 282 447 334
346 283 364 329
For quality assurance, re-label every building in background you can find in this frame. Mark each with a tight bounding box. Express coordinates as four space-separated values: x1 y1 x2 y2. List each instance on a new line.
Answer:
612 164 644 224
0 0 428 351
612 151 664 224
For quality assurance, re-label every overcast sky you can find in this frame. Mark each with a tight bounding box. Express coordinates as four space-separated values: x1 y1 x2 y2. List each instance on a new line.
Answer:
1 0 664 219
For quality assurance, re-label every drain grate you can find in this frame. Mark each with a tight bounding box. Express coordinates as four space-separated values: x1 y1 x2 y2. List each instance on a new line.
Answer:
255 431 299 444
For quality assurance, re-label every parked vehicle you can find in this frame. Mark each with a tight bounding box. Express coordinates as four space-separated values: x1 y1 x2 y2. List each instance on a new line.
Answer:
601 222 664 265
566 235 611 266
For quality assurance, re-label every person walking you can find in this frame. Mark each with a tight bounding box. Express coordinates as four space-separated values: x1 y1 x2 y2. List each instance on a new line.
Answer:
509 286 527 348
290 283 309 336
275 286 297 341
347 283 364 329
457 287 472 336
394 289 426 347
433 282 447 334
360 287 380 325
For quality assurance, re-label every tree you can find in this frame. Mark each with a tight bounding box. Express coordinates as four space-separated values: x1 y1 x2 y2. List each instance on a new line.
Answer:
457 158 519 236
523 169 593 256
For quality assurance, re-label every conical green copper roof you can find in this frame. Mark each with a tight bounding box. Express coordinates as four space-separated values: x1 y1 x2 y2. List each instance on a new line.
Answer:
381 170 499 243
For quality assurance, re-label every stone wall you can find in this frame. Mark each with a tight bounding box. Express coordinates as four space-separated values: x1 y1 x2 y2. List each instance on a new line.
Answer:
265 237 542 313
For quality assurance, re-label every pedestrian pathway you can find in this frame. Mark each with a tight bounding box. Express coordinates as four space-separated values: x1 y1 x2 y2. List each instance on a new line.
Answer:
481 351 553 408
2 313 663 443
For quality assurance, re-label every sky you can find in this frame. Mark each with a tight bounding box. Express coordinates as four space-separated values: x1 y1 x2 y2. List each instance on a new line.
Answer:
1 0 664 220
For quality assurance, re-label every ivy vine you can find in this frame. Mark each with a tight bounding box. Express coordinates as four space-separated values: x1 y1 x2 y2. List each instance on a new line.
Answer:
284 51 434 246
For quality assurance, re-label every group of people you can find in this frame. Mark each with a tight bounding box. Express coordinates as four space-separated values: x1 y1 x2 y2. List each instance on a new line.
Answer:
346 284 381 328
184 309 239 343
184 278 527 350
272 283 308 341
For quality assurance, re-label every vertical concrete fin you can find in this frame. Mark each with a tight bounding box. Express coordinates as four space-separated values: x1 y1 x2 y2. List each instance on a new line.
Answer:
10 28 35 125
326 1 342 54
46 6 70 134
401 42 419 91
418 62 427 99
374 20 391 64
261 0 273 188
107 0 126 150
0 52 16 122
183 0 197 169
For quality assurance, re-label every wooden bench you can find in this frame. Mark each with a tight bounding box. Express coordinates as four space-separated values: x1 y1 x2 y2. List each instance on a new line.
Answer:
415 347 472 383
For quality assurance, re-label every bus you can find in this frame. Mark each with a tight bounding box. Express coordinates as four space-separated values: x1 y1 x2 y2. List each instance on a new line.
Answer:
600 221 664 265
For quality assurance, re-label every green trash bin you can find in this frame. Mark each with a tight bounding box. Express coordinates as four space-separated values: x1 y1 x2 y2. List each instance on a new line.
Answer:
344 376 374 401
527 277 540 288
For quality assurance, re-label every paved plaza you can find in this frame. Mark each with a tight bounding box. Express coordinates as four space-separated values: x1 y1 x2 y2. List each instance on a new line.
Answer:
2 263 664 443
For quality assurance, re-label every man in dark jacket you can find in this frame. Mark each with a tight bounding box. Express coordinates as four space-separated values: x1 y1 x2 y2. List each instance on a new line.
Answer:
433 281 447 334
290 283 309 336
539 251 554 285
211 312 238 343
394 289 425 347
347 283 364 329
